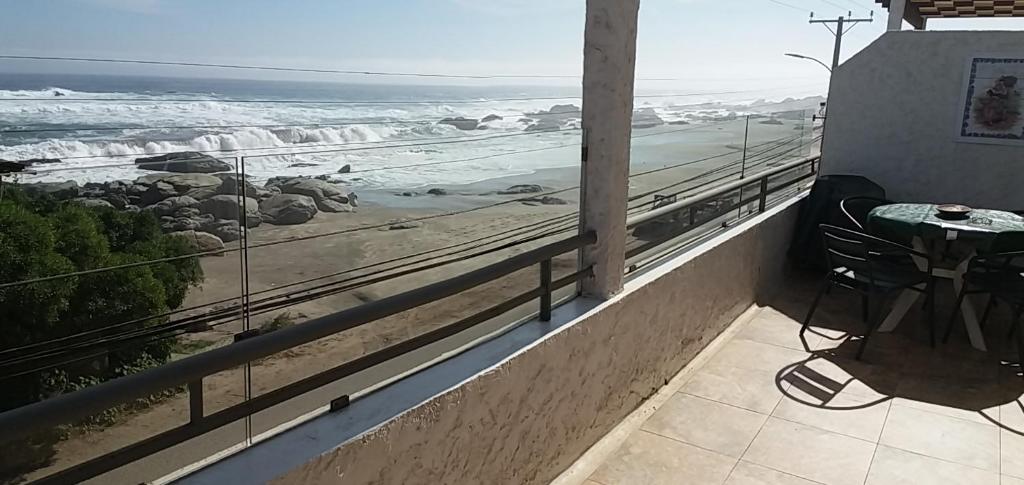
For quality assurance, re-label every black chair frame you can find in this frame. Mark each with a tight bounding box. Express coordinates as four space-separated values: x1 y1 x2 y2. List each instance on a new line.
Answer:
801 224 936 360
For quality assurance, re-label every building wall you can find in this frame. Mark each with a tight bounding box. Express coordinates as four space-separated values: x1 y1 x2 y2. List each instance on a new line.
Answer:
822 30 1024 210
258 200 802 485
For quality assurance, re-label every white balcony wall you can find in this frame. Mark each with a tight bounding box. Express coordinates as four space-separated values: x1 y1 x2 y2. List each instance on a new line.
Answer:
821 30 1024 210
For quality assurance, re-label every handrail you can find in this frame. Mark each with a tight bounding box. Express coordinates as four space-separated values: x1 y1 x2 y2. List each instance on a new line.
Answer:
627 154 819 228
0 231 596 445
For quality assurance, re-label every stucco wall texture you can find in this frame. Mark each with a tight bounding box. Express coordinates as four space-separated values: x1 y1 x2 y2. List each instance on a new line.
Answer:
822 30 1024 210
269 201 801 485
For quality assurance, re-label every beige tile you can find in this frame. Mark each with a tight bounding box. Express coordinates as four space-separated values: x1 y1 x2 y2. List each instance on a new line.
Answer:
999 395 1024 432
738 308 823 352
743 417 876 485
879 405 999 472
892 375 1003 426
781 355 899 403
1003 475 1024 485
590 430 736 485
725 461 819 485
642 393 768 458
773 391 891 442
583 481 605 485
1003 429 1024 479
864 445 998 485
682 363 787 414
710 339 811 374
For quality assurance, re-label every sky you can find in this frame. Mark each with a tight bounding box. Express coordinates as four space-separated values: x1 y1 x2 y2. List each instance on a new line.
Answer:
2 0 1024 94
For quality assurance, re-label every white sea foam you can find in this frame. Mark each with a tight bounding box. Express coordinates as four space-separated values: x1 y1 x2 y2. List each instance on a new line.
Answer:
0 84 821 188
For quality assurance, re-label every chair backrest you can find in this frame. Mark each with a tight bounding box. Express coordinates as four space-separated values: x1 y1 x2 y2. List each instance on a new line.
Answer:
840 196 892 231
819 224 929 286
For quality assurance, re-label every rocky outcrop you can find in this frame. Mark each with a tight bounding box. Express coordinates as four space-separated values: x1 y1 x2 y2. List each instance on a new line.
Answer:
338 164 352 174
168 230 225 253
525 120 562 132
481 114 503 123
427 188 448 196
148 196 200 217
136 173 221 194
439 117 479 131
522 196 568 206
632 108 665 129
259 194 318 225
499 184 543 195
200 219 242 243
199 195 261 228
213 174 260 198
277 178 356 213
758 118 784 125
71 198 115 209
528 104 581 117
386 219 423 230
19 181 80 199
139 181 178 206
135 152 233 173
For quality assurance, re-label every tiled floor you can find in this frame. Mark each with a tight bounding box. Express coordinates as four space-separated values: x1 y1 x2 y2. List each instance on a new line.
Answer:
580 272 1024 485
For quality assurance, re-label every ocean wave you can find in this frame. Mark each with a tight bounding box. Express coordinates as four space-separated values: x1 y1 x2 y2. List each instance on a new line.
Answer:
0 125 398 161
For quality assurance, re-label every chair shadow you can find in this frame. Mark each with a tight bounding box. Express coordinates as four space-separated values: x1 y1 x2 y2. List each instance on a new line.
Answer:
761 266 1024 435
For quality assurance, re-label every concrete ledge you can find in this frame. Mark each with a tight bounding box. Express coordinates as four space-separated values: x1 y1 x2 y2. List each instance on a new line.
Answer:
181 196 804 485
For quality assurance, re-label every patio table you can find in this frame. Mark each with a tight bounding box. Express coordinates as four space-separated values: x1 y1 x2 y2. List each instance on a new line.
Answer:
867 203 1024 351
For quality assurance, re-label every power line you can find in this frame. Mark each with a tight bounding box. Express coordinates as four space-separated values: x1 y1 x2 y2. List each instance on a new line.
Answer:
0 54 578 80
0 84 823 106
0 54 826 83
762 0 811 13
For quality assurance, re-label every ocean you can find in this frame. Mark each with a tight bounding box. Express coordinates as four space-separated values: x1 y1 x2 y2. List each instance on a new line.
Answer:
0 73 819 190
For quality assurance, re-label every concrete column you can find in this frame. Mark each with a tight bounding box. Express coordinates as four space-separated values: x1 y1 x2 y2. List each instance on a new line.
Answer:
579 0 639 299
887 0 906 31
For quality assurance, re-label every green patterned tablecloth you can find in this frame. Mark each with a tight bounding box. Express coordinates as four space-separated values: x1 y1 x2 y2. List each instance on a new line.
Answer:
867 204 1024 252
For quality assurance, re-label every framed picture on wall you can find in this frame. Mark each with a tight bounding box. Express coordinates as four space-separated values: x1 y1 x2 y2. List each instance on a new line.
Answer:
958 56 1024 145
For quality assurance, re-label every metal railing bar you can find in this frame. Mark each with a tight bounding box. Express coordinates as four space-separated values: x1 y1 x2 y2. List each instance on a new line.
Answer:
624 161 817 260
32 266 592 485
626 155 819 229
0 232 595 444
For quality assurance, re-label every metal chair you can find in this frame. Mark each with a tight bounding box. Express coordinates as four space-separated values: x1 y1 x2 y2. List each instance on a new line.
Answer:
840 196 892 231
801 224 936 360
944 250 1024 370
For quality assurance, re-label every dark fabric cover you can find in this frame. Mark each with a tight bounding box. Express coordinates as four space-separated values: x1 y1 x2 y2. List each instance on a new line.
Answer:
789 175 886 270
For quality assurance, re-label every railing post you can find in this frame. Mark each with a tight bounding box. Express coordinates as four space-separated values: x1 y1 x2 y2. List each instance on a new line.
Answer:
759 177 769 212
688 206 697 226
540 259 552 321
188 380 204 424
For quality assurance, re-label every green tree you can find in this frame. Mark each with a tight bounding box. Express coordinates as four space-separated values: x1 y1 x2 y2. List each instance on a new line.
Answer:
0 189 204 482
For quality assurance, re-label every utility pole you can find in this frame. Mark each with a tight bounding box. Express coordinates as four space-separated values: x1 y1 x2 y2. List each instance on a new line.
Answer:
807 11 872 170
809 11 873 75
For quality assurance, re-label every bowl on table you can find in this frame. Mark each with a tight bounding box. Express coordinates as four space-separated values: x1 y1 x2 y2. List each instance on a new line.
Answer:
935 204 972 220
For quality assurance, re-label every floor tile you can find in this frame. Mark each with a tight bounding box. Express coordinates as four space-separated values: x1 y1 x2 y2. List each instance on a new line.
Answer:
738 308 824 352
709 339 811 375
893 375 1003 426
999 395 1024 432
682 364 787 414
1003 475 1024 485
725 461 819 485
642 393 768 458
590 430 736 485
879 405 999 472
773 391 891 442
864 445 998 485
743 417 875 485
781 354 899 402
1003 429 1024 479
